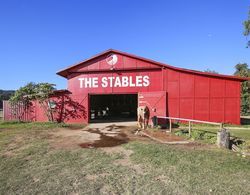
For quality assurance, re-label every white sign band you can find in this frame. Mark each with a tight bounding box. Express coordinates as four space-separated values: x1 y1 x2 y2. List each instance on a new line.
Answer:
79 75 150 88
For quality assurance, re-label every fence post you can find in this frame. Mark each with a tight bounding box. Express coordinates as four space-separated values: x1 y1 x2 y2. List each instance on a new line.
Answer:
217 128 230 149
169 118 172 132
188 121 191 137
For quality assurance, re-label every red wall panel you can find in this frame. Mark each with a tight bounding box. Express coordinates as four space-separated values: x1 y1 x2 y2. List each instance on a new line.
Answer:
168 69 179 81
35 101 47 122
87 61 99 71
210 98 224 122
123 56 136 69
167 81 179 98
137 60 157 69
195 76 209 97
225 98 240 124
210 78 225 97
167 99 179 117
66 94 89 123
194 98 209 121
180 98 193 119
147 71 163 92
225 80 240 97
180 73 194 98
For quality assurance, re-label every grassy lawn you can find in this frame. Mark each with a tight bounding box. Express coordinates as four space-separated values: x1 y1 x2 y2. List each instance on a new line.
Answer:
0 122 250 194
0 121 86 130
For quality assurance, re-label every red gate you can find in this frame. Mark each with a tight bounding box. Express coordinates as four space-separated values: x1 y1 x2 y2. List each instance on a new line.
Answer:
138 91 167 125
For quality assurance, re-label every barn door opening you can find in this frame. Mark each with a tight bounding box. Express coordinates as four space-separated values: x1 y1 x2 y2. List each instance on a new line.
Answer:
89 94 138 122
138 91 167 125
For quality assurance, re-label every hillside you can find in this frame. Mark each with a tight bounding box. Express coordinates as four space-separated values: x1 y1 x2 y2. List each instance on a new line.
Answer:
0 90 15 109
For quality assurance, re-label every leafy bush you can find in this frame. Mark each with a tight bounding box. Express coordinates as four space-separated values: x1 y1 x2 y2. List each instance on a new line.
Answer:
191 130 205 140
203 133 217 144
174 129 188 137
237 140 250 152
175 129 217 144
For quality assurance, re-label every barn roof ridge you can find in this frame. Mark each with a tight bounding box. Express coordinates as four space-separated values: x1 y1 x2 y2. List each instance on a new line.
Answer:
56 49 249 81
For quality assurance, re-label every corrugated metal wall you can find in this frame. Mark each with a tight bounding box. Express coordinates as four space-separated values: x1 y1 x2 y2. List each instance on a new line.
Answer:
164 69 240 124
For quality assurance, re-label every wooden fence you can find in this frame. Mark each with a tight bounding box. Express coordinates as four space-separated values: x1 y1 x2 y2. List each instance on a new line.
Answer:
157 116 223 136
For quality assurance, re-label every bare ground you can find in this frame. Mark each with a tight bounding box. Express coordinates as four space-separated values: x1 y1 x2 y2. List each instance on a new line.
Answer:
49 123 152 149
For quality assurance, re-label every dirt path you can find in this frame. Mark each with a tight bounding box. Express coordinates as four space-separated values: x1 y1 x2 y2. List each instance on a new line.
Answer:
141 129 189 144
85 121 137 129
50 122 193 149
50 122 141 149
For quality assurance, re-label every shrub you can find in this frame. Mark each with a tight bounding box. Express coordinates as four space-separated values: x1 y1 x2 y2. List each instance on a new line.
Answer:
175 129 217 144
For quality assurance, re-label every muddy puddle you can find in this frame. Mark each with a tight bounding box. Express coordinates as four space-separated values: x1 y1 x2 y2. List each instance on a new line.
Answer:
79 125 129 148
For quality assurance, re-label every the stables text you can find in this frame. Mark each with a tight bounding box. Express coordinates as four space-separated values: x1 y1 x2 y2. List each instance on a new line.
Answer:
78 75 150 88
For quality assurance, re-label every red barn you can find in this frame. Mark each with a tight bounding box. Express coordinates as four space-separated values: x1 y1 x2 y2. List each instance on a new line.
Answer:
3 49 248 124
56 49 247 125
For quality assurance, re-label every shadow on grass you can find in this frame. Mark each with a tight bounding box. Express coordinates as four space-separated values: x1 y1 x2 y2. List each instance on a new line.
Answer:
241 117 250 125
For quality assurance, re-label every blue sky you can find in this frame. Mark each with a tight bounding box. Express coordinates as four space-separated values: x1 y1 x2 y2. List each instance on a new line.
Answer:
0 0 249 90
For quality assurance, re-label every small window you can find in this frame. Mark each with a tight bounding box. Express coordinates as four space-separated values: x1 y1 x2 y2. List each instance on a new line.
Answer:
48 100 56 109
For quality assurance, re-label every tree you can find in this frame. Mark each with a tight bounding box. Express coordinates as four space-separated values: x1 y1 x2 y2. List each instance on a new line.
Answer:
9 82 37 121
243 7 250 47
34 83 56 121
234 63 250 115
204 69 219 74
9 82 56 121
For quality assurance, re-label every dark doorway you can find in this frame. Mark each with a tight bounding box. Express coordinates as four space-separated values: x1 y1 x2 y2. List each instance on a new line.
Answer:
89 94 138 122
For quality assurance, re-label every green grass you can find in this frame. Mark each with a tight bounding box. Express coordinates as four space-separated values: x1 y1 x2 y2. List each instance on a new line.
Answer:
193 127 250 140
0 121 86 130
175 124 250 150
126 142 250 194
177 123 250 141
0 122 250 194
177 122 250 128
